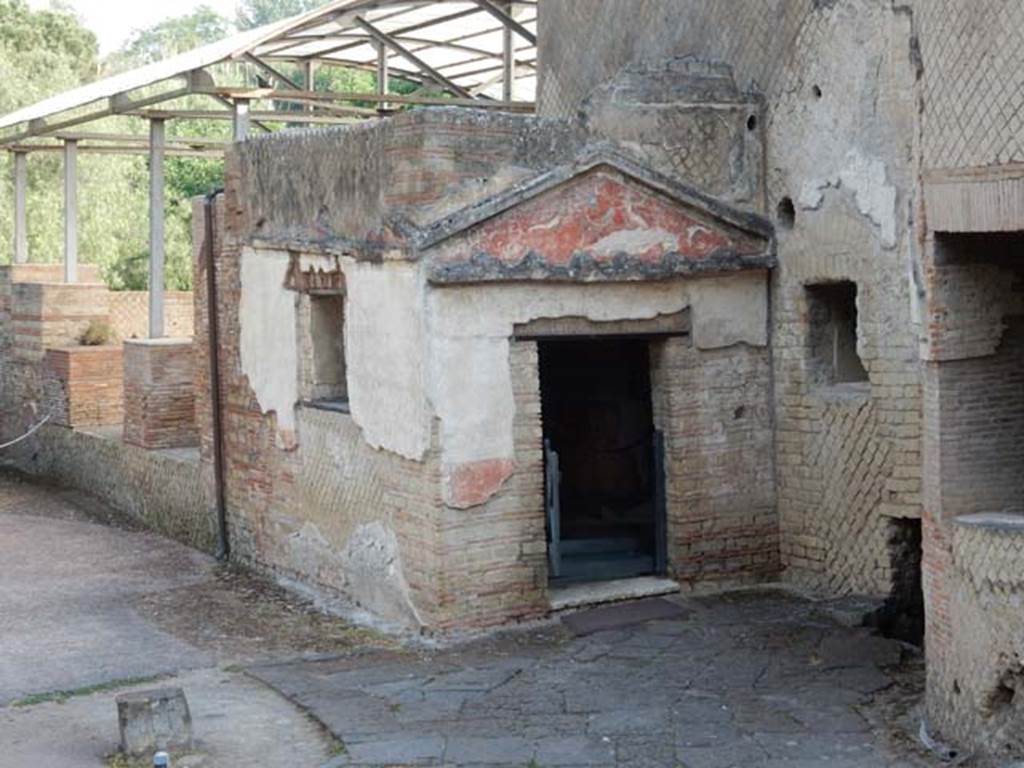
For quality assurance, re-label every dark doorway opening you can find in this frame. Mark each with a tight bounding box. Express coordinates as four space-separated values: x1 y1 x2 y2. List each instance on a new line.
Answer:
872 517 925 646
538 338 665 584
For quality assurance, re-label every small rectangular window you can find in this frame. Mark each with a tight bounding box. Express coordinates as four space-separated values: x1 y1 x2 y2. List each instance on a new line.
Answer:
806 281 868 386
308 293 347 405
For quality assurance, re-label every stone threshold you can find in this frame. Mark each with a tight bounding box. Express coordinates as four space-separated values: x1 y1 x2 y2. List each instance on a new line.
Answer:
548 576 680 612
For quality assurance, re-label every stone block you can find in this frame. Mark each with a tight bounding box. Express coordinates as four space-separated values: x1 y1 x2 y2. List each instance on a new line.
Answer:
116 687 193 756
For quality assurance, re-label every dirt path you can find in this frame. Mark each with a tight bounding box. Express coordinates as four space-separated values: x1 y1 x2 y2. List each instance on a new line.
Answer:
0 472 390 767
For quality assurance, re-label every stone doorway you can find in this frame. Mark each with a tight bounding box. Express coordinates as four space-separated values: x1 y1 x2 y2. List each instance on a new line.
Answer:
538 337 666 584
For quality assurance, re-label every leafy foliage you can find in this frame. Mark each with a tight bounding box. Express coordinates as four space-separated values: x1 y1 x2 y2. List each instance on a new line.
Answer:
0 1 231 290
105 6 231 70
236 0 326 29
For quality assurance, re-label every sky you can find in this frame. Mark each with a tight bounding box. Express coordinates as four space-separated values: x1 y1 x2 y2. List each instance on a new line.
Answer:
28 0 241 54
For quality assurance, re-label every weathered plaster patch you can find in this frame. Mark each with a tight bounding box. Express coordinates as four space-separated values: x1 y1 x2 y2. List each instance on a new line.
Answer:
426 275 768 476
798 179 828 211
838 150 897 249
343 260 431 461
690 272 769 349
428 334 516 465
239 248 298 447
341 522 423 628
444 458 516 509
284 520 422 629
798 151 898 249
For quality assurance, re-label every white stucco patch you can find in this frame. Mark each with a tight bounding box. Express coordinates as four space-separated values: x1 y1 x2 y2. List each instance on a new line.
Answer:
838 150 898 249
343 260 431 460
283 520 422 630
795 152 898 249
429 334 515 463
426 275 767 469
341 522 423 628
798 179 828 210
239 248 298 444
690 272 769 349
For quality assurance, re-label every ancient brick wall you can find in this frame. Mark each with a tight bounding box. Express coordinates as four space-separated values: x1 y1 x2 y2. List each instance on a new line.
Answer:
910 0 1024 754
191 190 446 630
537 0 815 121
920 256 1024 752
44 346 124 428
1 424 215 553
926 517 1024 757
233 111 582 255
650 336 778 587
107 291 194 340
0 281 112 443
538 1 924 598
767 3 923 597
916 0 1024 172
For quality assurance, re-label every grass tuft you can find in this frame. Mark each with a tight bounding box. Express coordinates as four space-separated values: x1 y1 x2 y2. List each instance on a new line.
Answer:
11 674 168 708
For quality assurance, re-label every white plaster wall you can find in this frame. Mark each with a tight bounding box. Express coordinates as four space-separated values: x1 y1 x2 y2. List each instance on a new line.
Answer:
238 249 431 461
239 248 298 444
344 260 431 461
426 272 768 470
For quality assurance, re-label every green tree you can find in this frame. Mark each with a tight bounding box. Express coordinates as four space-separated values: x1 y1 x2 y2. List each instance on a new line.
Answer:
0 1 228 289
236 0 327 29
97 6 234 290
0 0 103 271
105 6 231 70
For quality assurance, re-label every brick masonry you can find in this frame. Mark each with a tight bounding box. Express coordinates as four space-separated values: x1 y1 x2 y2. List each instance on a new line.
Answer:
44 346 124 428
123 339 198 450
651 336 778 587
108 291 194 340
920 251 1024 753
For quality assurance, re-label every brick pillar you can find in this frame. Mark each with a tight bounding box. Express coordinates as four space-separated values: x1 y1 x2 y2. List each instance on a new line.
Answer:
44 346 124 427
123 338 198 449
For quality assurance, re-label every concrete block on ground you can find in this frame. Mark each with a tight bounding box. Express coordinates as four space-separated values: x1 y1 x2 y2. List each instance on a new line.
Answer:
116 686 193 756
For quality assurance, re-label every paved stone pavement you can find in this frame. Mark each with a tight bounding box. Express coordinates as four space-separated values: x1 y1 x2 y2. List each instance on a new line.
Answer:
250 590 936 768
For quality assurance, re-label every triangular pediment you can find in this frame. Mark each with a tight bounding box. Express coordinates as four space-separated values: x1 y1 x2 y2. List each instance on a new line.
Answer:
419 149 774 284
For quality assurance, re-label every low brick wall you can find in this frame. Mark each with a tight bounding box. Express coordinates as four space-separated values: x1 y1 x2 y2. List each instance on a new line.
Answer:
11 282 111 362
44 346 124 427
0 424 216 553
123 338 198 449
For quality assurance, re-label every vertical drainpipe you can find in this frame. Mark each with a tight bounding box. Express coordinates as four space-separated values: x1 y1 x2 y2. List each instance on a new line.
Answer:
203 190 229 561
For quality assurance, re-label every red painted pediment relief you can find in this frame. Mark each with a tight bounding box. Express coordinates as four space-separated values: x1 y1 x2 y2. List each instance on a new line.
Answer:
420 153 773 283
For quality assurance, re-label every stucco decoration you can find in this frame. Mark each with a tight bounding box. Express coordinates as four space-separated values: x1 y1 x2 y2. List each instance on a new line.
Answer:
343 260 431 461
238 248 298 448
421 154 773 284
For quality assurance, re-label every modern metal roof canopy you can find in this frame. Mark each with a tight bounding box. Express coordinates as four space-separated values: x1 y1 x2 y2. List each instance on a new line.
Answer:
1 1 536 338
0 0 538 148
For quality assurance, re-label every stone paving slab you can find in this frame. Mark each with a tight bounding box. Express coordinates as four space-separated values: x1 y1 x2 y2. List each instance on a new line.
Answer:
248 590 931 768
